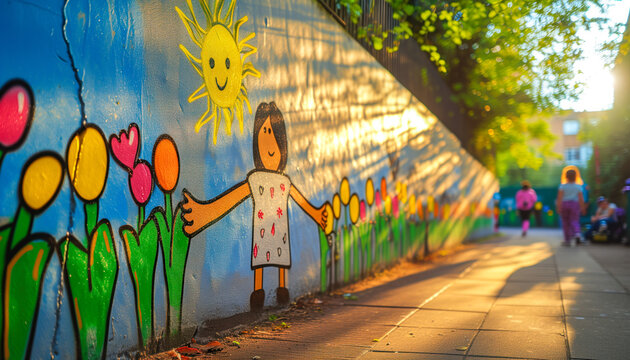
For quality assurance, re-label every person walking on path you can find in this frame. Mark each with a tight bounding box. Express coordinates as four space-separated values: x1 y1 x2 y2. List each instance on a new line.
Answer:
557 168 586 245
516 180 537 237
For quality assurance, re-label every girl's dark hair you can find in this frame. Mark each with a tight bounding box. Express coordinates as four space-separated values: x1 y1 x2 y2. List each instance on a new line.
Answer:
566 169 576 182
252 101 288 171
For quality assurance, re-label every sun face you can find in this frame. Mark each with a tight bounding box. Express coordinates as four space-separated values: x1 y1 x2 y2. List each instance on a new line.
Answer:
176 0 260 144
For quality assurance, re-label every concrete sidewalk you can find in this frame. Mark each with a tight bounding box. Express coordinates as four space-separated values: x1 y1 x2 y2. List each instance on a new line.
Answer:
166 228 630 359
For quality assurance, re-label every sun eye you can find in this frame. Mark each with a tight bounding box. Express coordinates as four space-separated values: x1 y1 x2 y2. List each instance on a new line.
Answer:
263 127 267 133
209 58 215 69
225 57 230 69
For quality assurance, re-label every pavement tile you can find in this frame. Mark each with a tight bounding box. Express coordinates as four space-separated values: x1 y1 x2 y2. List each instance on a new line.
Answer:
495 290 563 307
501 281 560 293
448 279 506 296
213 338 365 359
372 327 476 355
255 320 393 346
423 293 496 312
559 279 626 293
468 330 567 359
481 312 564 333
361 351 464 359
463 268 515 281
400 309 486 329
562 291 630 318
566 315 630 360
489 304 564 317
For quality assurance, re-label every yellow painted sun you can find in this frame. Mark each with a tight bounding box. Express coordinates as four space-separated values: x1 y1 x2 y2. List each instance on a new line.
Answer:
176 0 260 144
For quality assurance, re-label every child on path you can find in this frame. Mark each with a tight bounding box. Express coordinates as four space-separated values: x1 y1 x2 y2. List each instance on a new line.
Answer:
556 168 585 245
516 180 537 237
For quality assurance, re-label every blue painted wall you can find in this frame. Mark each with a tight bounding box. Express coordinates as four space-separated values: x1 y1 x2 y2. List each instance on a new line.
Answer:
0 0 497 358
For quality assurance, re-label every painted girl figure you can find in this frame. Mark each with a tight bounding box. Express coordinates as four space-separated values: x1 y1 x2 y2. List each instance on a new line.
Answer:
182 102 329 312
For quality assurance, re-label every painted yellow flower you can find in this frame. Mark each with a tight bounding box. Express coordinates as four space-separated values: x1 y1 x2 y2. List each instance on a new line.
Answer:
332 193 341 219
365 178 374 206
339 178 350 205
20 152 64 213
401 183 408 204
324 203 334 235
66 125 109 202
408 195 416 215
443 203 450 220
349 194 360 224
384 196 392 216
427 195 434 214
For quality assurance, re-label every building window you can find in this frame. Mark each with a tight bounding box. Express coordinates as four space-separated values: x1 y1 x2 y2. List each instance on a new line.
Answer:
563 120 579 135
565 147 580 161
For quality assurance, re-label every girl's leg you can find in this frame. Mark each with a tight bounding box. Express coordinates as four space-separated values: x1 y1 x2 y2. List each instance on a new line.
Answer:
250 268 265 312
277 267 289 305
561 207 571 242
570 202 582 241
254 268 264 290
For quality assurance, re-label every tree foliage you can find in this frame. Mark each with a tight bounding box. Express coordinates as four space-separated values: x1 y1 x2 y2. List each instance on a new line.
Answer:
336 0 622 176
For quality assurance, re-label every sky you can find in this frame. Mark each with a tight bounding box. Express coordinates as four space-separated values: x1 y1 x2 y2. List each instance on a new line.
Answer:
561 0 630 111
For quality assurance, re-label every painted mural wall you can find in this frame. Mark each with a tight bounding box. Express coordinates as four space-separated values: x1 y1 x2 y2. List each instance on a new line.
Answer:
0 0 497 358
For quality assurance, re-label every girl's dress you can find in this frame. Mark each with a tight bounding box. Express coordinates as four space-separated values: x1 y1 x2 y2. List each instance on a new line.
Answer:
248 170 292 268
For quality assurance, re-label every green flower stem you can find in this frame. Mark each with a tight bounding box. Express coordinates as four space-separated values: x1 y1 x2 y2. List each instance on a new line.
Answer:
10 206 33 249
164 193 173 228
138 205 145 230
343 225 350 283
353 225 360 281
318 228 329 292
360 222 372 275
85 202 98 236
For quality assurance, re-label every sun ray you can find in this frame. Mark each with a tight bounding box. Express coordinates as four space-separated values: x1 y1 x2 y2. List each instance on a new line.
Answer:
234 16 248 44
242 92 252 114
212 108 221 144
222 107 233 135
179 44 203 77
235 98 244 133
177 0 260 143
199 0 214 24
175 8 203 47
188 84 208 103
242 63 261 78
241 46 257 62
224 0 237 29
213 0 225 23
185 0 207 35
194 100 215 133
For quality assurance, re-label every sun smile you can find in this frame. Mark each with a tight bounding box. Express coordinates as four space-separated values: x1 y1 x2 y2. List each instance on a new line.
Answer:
268 151 275 157
215 77 228 91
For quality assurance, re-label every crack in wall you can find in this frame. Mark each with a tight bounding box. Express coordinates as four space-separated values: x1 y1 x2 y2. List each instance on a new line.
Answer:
51 0 84 357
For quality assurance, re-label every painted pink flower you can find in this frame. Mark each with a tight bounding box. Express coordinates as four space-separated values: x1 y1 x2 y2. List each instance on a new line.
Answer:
375 190 382 210
359 200 366 221
129 161 153 205
0 80 33 150
110 123 139 170
392 195 399 218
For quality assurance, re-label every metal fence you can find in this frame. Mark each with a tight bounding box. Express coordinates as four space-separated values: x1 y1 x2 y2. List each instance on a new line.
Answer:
316 0 469 147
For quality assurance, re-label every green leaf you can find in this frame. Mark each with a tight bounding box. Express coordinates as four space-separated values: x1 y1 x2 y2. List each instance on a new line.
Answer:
403 5 414 16
155 201 191 337
120 217 159 347
60 220 118 360
3 235 54 360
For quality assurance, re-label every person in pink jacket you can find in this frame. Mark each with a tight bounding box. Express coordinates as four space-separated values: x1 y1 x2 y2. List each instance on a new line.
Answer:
516 180 537 237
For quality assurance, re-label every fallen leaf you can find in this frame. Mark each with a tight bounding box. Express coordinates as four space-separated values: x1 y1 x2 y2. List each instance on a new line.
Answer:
176 346 202 356
191 340 223 353
455 346 468 351
166 350 181 359
372 339 380 342
231 340 241 348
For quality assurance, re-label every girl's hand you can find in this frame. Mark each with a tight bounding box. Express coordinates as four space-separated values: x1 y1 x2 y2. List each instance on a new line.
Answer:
317 202 330 231
181 190 206 236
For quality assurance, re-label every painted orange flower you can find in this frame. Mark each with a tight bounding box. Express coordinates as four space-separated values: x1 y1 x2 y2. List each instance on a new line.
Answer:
152 135 180 193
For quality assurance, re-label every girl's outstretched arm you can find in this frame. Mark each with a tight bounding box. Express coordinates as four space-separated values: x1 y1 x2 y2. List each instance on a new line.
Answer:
556 189 564 214
289 185 328 230
181 181 251 236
